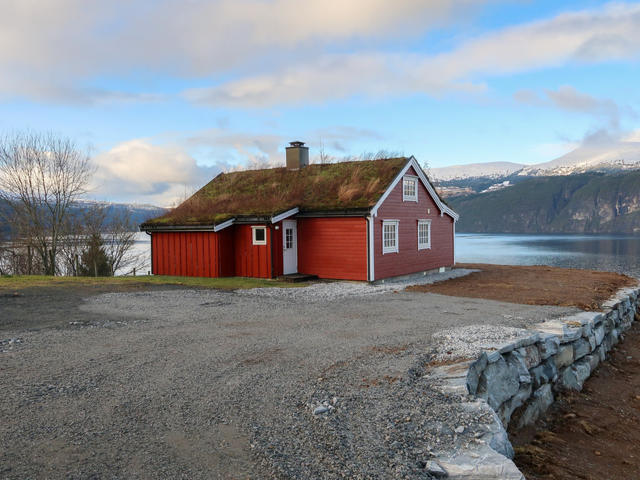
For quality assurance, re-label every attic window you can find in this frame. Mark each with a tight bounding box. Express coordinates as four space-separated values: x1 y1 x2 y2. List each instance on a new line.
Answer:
252 226 267 245
403 176 418 202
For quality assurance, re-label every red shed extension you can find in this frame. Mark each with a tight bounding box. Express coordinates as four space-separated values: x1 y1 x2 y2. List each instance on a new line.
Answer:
141 142 458 282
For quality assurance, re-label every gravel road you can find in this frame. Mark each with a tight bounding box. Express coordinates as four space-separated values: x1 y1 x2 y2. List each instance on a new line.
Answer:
0 283 578 479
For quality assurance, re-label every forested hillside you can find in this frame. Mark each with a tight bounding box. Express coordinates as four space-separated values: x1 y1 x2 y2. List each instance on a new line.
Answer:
449 172 640 234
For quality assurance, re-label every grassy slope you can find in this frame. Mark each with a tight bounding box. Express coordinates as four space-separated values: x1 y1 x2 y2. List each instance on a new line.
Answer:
0 275 303 291
450 172 640 234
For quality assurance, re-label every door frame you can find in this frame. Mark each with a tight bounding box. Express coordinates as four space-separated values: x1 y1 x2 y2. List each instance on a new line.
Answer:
282 219 298 274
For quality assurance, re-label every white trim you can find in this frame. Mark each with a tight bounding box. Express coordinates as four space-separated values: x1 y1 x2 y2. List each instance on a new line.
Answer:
370 157 459 222
417 219 431 250
382 219 399 254
251 225 267 245
213 218 235 232
402 175 418 202
367 215 375 281
453 221 456 265
271 207 299 224
282 219 298 274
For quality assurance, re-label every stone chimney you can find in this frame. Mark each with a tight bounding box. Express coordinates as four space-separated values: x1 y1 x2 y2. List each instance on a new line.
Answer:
285 141 309 170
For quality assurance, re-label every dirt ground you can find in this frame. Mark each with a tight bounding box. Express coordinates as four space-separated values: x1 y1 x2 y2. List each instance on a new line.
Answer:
0 283 189 331
407 263 637 310
511 318 640 480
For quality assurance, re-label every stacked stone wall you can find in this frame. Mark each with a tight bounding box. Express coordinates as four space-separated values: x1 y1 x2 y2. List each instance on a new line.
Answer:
467 287 640 430
433 286 640 479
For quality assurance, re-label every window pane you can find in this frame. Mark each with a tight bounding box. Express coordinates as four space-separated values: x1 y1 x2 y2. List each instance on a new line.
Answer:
383 222 397 250
255 228 265 242
418 222 430 248
403 178 416 199
285 228 293 249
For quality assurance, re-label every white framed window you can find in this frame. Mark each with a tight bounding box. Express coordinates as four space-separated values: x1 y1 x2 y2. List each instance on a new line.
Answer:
284 227 294 249
402 176 418 202
418 220 431 250
382 220 399 254
252 226 267 245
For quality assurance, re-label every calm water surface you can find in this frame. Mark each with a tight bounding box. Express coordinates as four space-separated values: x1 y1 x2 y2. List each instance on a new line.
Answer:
456 233 640 278
130 232 640 279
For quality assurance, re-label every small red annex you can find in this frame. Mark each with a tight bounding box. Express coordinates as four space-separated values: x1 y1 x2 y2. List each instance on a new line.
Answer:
141 142 459 282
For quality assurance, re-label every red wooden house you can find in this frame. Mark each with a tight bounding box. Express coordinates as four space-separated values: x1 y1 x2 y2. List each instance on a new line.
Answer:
141 142 458 282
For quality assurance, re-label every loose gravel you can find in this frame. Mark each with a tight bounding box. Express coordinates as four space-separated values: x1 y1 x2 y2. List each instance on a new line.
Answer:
430 324 534 362
0 282 578 479
238 268 477 301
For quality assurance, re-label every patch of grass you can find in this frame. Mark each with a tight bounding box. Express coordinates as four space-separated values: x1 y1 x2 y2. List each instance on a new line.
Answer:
0 274 304 291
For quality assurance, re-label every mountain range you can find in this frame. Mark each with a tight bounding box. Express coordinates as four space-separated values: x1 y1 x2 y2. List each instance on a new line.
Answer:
431 139 640 181
0 200 167 235
431 140 640 235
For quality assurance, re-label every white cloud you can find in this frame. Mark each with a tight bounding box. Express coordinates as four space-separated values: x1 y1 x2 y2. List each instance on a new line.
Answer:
184 2 640 107
89 124 384 204
91 140 219 206
514 85 633 129
3 2 640 106
623 129 640 142
0 0 487 102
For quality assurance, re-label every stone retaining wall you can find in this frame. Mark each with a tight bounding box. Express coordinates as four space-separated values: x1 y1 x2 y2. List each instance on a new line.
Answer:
430 286 640 479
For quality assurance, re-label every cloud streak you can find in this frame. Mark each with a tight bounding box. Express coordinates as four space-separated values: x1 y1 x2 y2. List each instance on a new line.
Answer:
0 0 487 102
184 2 640 107
514 85 635 130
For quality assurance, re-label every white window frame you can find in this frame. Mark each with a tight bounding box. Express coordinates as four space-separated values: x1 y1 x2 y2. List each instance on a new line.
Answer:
417 219 431 250
251 226 267 245
382 220 399 254
402 175 418 202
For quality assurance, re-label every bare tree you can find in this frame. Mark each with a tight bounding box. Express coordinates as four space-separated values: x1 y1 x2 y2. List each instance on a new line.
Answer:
101 207 142 275
57 203 143 276
0 132 94 275
318 139 331 165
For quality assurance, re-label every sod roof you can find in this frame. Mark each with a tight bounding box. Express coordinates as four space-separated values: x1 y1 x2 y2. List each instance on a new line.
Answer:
144 157 410 227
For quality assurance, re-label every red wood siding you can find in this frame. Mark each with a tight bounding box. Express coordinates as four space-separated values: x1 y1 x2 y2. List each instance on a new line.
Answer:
152 231 223 277
374 166 454 280
150 226 272 278
233 225 272 278
297 217 367 281
218 229 235 276
271 224 284 278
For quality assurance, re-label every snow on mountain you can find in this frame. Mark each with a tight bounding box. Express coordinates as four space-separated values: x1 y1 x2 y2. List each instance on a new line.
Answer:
430 162 526 180
519 141 640 176
431 139 640 181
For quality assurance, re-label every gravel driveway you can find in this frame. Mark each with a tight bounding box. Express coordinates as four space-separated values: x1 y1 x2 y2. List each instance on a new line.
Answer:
0 283 577 479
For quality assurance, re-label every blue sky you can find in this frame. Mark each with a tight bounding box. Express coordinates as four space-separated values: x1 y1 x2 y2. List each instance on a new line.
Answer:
1 0 639 205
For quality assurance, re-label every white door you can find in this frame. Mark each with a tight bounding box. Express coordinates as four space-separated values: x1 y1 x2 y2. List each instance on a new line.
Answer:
282 219 298 274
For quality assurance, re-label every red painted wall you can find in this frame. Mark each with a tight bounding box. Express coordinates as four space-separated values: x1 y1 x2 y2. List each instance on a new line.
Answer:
271 224 284 278
374 166 455 280
233 225 272 278
297 217 367 281
151 226 272 278
152 231 224 277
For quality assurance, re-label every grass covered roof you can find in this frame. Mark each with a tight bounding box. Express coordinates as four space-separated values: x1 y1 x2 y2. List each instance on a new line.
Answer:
144 157 409 226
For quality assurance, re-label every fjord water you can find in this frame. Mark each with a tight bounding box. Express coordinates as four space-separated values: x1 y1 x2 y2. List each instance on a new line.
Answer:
131 232 640 279
456 233 640 278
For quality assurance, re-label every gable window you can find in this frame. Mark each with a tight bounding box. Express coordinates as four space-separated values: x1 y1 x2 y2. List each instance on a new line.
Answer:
252 226 267 245
403 176 418 202
382 220 399 254
418 220 431 250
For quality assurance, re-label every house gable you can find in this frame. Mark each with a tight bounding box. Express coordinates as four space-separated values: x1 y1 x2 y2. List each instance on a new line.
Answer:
370 156 458 221
369 163 455 281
